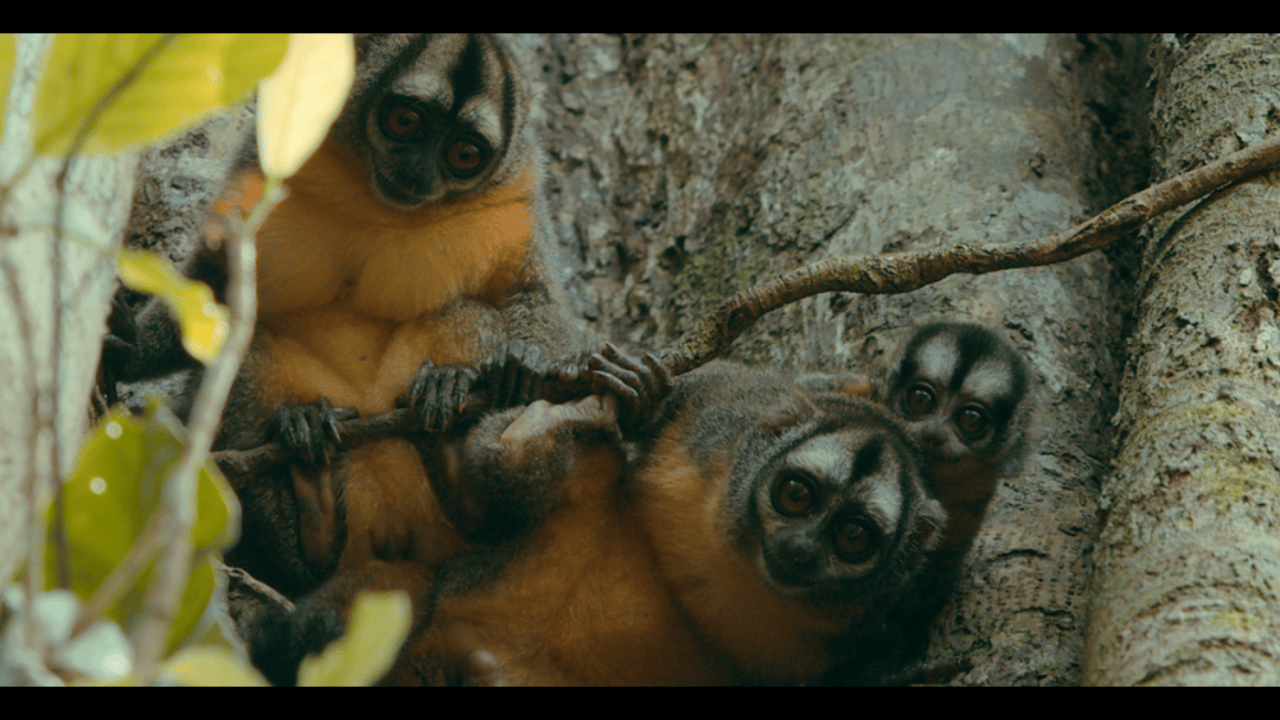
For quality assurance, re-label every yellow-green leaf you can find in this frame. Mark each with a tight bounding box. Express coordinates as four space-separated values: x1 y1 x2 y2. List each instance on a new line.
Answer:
258 34 354 178
35 33 287 156
220 34 288 105
0 34 16 141
297 591 411 686
159 646 268 686
54 402 241 651
116 249 229 363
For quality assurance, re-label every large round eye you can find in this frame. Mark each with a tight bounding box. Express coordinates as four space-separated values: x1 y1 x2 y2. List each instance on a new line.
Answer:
834 521 877 562
384 104 424 139
904 384 936 417
772 472 816 517
445 137 489 177
955 405 989 437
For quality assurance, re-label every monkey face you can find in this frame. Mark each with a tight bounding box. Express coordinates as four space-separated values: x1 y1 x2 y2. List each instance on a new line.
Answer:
736 401 945 607
338 34 524 209
882 324 1030 468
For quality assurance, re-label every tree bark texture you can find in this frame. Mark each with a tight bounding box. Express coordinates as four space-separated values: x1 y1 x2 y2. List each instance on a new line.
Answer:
1084 33 1280 686
0 35 138 598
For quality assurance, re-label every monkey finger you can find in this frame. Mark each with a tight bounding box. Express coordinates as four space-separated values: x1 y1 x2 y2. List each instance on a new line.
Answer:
439 367 478 432
332 406 359 422
323 413 344 448
546 355 590 401
431 372 456 432
305 403 333 465
408 360 437 411
588 368 640 406
415 372 443 431
641 352 673 398
512 343 545 405
515 367 543 407
276 405 319 466
493 348 521 408
600 344 656 393
591 351 647 410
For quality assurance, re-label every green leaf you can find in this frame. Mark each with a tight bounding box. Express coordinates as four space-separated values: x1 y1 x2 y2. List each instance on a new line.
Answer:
258 34 354 178
116 249 229 363
221 34 289 105
0 34 16 141
53 402 241 651
35 33 287 156
297 591 411 686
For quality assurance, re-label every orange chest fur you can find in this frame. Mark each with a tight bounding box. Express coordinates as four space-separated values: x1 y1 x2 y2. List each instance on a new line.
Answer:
241 143 537 415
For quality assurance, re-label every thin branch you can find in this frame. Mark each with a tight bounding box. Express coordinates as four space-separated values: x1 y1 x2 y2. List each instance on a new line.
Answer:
209 132 1280 477
661 132 1280 374
132 176 270 683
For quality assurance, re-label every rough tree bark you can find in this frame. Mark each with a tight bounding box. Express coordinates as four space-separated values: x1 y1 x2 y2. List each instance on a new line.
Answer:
1085 33 1280 686
0 35 137 602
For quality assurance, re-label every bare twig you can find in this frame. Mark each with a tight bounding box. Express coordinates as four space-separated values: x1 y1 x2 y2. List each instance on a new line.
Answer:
661 132 1280 374
209 132 1280 477
132 176 271 683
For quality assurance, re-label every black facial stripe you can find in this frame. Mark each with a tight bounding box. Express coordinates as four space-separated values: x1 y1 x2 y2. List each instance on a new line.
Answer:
448 35 487 114
946 330 993 395
492 34 519 173
352 34 436 130
851 435 884 483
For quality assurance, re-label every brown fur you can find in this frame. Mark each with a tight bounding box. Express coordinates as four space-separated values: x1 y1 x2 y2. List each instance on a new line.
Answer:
389 399 736 686
395 363 940 686
225 145 553 581
634 430 867 685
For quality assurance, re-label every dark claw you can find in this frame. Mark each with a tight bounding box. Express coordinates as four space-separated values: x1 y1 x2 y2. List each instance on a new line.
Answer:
585 344 672 433
478 341 550 408
544 353 596 403
409 359 480 433
273 398 356 466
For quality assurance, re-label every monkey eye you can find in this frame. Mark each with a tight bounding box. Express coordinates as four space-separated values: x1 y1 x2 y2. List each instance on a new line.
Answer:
445 136 490 177
772 472 817 518
904 384 936 417
955 405 989 437
834 520 878 563
383 102 425 140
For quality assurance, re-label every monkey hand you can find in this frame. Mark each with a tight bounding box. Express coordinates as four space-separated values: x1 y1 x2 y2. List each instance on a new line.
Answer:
585 343 672 435
403 359 482 433
477 340 552 409
271 398 359 467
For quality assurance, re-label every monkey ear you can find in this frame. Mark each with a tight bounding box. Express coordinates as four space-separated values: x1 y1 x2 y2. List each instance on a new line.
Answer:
760 393 821 438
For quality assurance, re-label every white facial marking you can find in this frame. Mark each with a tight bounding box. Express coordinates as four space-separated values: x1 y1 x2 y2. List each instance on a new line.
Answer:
962 359 1009 400
917 335 959 383
863 466 903 527
786 432 853 482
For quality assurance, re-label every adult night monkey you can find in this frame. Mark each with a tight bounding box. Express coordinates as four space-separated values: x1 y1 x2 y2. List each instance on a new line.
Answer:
390 350 946 686
109 34 579 685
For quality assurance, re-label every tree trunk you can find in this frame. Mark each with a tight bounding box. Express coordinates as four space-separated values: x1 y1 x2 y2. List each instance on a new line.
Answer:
0 34 137 599
1084 33 1280 686
516 33 1150 685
